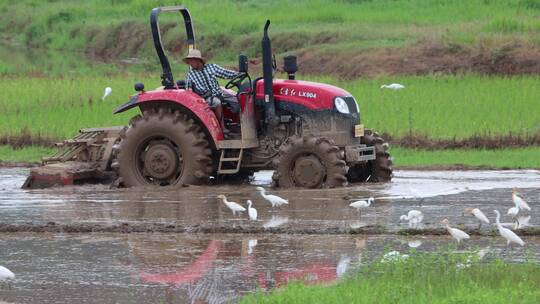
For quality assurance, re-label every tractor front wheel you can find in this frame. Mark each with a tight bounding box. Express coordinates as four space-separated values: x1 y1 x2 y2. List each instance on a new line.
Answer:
118 108 213 187
272 136 348 188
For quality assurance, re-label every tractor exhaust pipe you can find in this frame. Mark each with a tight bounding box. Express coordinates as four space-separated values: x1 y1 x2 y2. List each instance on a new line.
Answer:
262 20 277 126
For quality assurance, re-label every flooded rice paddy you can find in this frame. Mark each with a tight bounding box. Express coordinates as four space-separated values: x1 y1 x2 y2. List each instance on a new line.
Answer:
0 168 539 303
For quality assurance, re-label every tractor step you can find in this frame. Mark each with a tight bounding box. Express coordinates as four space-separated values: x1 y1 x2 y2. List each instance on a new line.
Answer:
217 149 243 174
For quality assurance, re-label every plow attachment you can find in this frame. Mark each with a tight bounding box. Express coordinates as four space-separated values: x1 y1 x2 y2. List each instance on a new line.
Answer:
22 127 125 189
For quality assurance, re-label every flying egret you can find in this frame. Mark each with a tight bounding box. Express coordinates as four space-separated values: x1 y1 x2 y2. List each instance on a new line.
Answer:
217 194 246 216
512 188 531 211
380 83 405 90
247 200 258 221
464 208 490 229
399 210 423 228
349 197 374 216
102 87 112 101
441 218 470 244
0 265 15 280
256 187 288 207
494 210 525 247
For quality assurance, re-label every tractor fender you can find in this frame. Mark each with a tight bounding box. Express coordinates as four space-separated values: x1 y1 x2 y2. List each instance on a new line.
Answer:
113 90 224 145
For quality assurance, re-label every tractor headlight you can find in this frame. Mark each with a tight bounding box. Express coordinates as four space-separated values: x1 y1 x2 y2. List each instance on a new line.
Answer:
334 97 350 114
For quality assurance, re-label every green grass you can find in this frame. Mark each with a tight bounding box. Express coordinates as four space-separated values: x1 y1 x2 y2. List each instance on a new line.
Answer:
1 0 539 76
241 250 540 304
392 146 540 169
1 74 538 140
0 145 55 163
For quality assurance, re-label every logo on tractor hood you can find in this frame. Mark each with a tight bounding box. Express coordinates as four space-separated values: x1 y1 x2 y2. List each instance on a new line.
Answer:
280 87 317 99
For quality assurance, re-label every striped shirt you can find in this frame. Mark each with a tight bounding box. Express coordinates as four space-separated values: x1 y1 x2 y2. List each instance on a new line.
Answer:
186 63 240 98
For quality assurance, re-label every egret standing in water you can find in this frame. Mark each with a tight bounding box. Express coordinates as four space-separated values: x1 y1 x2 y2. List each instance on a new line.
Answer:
349 197 374 216
512 188 531 211
399 210 423 228
102 87 112 101
464 208 490 229
217 194 246 216
256 187 288 207
494 210 525 247
441 218 470 245
247 200 258 221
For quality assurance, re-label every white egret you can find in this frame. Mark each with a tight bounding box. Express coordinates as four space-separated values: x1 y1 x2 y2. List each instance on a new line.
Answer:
494 210 525 247
399 210 423 228
0 265 15 280
256 187 288 207
102 87 112 101
512 188 531 211
507 206 519 217
380 83 405 90
464 208 490 229
349 197 374 215
514 215 531 229
441 218 470 244
247 200 258 221
217 194 246 215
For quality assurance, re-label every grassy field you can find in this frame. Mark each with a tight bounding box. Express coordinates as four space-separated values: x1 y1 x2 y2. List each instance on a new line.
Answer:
0 145 54 163
241 250 540 304
391 146 540 169
1 0 539 76
1 74 538 140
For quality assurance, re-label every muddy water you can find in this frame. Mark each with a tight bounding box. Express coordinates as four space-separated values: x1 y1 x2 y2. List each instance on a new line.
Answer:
1 233 540 304
1 168 539 303
0 168 538 232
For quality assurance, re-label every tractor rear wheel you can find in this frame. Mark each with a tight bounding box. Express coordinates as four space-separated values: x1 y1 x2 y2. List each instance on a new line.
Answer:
272 136 348 188
347 130 392 183
118 108 213 187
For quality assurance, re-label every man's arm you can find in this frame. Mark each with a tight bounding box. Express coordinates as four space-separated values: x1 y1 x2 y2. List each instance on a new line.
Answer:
210 64 241 79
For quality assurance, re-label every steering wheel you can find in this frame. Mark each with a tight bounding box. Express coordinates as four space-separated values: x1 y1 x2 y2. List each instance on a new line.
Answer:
225 73 249 90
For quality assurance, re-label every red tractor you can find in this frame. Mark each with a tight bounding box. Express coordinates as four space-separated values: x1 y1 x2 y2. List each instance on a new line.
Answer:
24 6 392 189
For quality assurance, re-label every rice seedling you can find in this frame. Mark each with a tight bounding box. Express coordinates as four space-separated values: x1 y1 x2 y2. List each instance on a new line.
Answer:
241 249 540 304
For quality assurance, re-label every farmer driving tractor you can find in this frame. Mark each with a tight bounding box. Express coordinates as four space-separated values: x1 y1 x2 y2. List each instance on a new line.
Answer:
183 48 242 137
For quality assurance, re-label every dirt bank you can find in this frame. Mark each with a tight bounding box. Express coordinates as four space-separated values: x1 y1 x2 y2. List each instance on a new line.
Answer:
3 131 540 152
294 41 540 78
0 222 538 236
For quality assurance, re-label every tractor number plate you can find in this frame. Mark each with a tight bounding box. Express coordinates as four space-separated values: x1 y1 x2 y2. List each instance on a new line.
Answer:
354 124 364 137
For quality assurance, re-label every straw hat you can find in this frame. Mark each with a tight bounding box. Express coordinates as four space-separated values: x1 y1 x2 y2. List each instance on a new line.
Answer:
183 48 205 64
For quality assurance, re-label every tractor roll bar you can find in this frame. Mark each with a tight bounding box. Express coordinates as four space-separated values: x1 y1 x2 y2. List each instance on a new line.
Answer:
150 6 196 89
261 20 276 126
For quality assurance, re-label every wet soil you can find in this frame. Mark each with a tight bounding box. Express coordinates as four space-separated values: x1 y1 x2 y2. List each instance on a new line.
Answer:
0 168 539 303
1 233 539 304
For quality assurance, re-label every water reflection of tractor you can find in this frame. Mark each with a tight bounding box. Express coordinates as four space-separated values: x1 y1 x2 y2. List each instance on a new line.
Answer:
24 5 392 189
126 235 359 303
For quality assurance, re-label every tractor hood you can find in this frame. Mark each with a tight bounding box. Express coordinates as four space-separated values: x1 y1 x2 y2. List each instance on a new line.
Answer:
255 79 358 113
